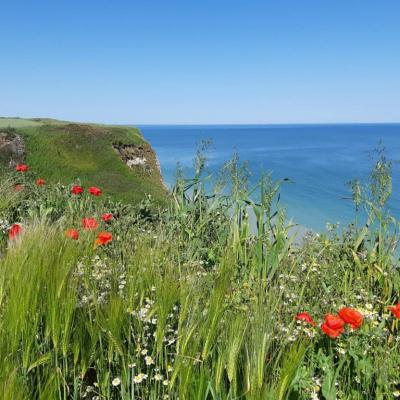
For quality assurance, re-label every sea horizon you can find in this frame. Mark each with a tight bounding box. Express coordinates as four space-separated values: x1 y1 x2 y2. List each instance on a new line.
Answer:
136 121 400 128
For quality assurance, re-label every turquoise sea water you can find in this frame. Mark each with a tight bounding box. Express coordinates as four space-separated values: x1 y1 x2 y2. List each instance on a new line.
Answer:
140 124 400 231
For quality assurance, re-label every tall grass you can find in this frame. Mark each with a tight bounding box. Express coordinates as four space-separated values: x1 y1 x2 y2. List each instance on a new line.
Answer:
0 150 399 399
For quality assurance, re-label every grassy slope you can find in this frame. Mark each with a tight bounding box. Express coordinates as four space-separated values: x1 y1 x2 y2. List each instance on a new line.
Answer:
0 118 166 205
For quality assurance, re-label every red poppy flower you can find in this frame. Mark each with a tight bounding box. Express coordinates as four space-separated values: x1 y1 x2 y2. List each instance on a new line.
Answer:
388 303 400 319
295 312 316 326
9 224 22 240
36 178 45 186
14 184 24 192
101 213 113 222
95 232 112 246
82 218 99 230
321 314 345 339
16 164 29 172
338 307 363 329
88 186 102 196
71 185 84 195
65 229 79 240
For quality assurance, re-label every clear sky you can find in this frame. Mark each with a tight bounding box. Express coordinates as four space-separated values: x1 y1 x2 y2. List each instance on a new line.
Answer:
1 0 400 124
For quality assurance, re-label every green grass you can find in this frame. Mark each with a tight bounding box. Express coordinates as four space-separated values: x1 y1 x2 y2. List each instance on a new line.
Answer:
0 117 44 128
0 117 68 128
0 118 166 205
0 148 399 399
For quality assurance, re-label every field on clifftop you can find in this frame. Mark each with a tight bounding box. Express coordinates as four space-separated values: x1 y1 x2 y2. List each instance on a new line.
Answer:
0 118 166 205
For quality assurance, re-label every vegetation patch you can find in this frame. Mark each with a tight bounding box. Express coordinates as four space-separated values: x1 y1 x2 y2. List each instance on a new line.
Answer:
0 118 167 205
0 149 399 399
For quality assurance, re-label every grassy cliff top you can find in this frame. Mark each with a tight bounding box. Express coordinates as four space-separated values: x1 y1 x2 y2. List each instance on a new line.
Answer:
0 117 167 204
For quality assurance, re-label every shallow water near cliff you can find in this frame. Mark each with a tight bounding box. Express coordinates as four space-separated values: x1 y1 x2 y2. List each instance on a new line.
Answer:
140 124 400 232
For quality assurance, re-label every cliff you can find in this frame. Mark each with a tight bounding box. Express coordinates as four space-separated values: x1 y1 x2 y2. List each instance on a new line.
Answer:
0 117 167 204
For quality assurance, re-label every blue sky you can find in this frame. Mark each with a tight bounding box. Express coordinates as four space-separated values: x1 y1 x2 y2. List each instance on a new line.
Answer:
1 0 400 124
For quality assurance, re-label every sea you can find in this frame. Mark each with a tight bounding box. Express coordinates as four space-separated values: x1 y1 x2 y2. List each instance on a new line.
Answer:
140 124 400 232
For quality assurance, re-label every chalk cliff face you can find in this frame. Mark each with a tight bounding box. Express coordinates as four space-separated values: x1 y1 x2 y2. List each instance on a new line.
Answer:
0 129 25 167
113 143 165 188
0 118 167 204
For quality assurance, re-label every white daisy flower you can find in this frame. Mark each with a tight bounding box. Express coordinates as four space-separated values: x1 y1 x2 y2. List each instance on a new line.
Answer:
133 373 148 384
154 373 163 381
145 356 154 365
112 377 121 386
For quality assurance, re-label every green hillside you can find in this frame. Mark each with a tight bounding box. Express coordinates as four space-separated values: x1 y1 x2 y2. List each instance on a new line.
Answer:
0 117 167 204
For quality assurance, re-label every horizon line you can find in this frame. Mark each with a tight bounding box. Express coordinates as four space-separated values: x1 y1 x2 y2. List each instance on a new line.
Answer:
2 116 400 127
134 121 400 126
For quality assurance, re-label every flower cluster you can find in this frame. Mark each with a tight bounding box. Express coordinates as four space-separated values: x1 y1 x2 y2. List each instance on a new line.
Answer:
67 185 112 246
15 163 45 188
66 215 113 247
71 185 102 197
73 255 123 306
0 218 11 234
124 294 179 395
9 164 112 248
296 303 400 339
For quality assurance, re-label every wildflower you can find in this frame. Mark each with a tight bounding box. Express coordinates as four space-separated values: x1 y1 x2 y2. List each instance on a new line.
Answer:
388 303 400 319
295 312 316 326
88 186 102 196
303 327 316 338
321 314 345 339
154 373 163 381
111 377 121 386
95 232 112 246
35 178 45 186
14 184 24 192
145 356 154 365
9 223 22 240
66 229 79 240
82 218 99 230
162 379 169 386
16 164 28 172
137 308 148 320
101 213 113 222
133 373 148 384
71 185 84 195
338 307 363 329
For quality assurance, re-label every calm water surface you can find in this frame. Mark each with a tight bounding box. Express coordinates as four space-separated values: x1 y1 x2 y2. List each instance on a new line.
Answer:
140 124 400 231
